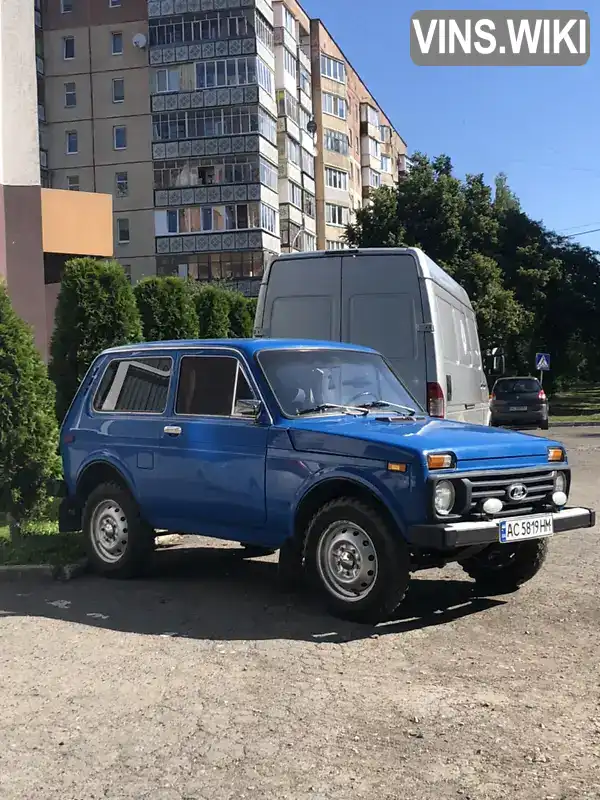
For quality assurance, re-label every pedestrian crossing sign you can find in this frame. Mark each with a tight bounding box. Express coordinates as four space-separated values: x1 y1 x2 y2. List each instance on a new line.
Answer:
535 353 551 371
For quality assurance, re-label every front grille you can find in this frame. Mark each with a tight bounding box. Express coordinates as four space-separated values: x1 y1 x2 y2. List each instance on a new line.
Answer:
465 469 556 516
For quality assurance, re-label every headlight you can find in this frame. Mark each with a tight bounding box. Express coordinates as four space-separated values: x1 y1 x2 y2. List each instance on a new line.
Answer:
554 471 568 494
434 480 455 516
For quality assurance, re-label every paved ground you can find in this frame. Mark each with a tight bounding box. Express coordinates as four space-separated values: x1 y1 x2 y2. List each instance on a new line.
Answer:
1 428 599 800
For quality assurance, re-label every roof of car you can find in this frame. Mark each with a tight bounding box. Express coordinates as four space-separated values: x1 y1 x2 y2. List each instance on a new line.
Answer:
102 339 378 356
495 376 540 381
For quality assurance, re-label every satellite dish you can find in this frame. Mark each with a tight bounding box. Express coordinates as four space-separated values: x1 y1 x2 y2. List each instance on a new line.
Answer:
132 33 147 49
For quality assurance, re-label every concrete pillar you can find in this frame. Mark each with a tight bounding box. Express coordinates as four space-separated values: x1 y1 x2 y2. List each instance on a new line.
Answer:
0 0 47 355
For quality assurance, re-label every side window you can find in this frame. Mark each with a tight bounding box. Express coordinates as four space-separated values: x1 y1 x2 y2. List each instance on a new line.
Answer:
176 355 257 417
437 297 458 363
93 357 172 412
454 309 472 366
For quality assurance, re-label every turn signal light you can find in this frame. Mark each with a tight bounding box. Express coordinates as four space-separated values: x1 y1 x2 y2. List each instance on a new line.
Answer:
427 453 455 470
387 462 407 473
548 447 566 463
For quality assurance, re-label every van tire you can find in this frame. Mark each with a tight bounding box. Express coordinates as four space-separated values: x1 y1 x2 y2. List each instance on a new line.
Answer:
461 539 549 596
82 482 155 578
540 420 549 430
304 498 410 624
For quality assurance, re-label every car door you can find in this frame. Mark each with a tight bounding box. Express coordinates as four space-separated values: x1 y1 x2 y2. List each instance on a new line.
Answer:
155 350 269 535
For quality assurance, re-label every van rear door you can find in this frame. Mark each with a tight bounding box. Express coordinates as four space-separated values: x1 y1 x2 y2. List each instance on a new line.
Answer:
257 254 341 340
340 251 427 406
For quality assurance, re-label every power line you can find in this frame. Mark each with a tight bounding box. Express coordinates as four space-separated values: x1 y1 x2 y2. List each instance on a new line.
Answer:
564 227 600 239
558 221 600 234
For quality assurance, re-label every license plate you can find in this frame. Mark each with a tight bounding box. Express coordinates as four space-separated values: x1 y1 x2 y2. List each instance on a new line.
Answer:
498 514 554 543
509 406 528 412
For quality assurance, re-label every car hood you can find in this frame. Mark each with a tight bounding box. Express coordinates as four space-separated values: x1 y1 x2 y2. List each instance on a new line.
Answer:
285 415 561 469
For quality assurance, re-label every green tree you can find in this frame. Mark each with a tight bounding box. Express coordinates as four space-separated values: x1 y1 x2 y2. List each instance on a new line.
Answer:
49 257 142 421
194 285 230 339
0 284 61 525
134 276 198 342
226 291 253 338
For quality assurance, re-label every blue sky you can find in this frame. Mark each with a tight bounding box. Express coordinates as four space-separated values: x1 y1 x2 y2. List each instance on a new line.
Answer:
300 0 600 251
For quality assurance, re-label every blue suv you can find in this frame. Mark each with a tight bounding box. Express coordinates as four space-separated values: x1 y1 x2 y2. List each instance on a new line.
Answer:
58 339 594 624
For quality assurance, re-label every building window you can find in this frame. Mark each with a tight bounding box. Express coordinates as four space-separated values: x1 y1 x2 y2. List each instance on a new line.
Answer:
113 125 127 150
368 137 381 159
155 68 180 93
63 36 75 60
60 0 73 13
153 155 275 191
285 137 300 166
368 169 381 188
283 47 296 79
260 204 278 234
256 57 274 94
195 56 262 90
66 130 78 154
325 167 348 191
277 90 298 124
152 106 276 146
259 158 278 190
303 232 317 251
326 239 348 251
164 203 261 235
150 16 252 46
283 7 295 37
301 148 315 178
326 203 349 227
67 175 80 191
109 0 122 6
116 171 128 197
255 12 274 50
362 105 379 127
324 128 349 155
320 54 346 83
380 125 391 143
112 31 123 55
381 155 391 173
64 81 76 108
299 65 311 97
303 190 315 218
117 218 130 244
289 182 301 208
322 92 347 120
112 78 125 103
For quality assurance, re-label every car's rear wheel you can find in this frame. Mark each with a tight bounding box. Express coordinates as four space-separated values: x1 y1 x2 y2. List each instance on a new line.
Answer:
305 498 410 624
83 482 155 578
461 538 549 595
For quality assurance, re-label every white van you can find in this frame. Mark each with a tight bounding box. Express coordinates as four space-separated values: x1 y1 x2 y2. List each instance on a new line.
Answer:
253 247 491 425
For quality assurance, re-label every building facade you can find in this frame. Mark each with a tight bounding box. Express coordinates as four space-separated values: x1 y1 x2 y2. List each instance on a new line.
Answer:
41 0 407 294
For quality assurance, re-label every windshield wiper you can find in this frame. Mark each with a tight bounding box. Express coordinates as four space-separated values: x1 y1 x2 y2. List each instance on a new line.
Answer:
358 400 417 416
297 403 368 417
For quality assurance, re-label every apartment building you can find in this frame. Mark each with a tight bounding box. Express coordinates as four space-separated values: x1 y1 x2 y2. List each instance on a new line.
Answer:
310 19 408 251
41 0 407 294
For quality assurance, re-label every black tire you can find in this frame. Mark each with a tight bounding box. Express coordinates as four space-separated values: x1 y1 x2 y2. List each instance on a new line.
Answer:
461 538 549 596
239 544 276 558
82 482 155 578
540 420 549 430
304 498 410 624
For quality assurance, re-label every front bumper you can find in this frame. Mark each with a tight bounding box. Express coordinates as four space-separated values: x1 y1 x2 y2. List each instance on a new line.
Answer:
407 506 595 551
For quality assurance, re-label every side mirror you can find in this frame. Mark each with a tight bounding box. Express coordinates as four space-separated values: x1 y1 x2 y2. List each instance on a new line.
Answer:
236 398 263 420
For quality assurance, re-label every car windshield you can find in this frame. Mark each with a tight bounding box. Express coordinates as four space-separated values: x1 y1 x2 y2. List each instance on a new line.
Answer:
257 348 421 417
495 378 541 395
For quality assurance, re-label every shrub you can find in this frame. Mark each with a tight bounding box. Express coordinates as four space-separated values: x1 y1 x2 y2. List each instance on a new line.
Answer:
194 285 230 339
246 296 258 331
226 290 253 338
49 258 142 421
0 284 61 523
134 276 198 342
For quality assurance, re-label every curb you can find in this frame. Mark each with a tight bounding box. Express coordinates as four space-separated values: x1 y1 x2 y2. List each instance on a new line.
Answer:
550 421 600 429
0 558 89 582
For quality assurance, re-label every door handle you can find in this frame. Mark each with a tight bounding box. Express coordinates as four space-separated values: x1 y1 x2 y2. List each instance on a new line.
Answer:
164 425 182 436
465 403 476 410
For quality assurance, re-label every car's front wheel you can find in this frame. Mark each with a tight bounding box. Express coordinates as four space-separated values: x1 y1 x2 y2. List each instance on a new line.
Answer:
305 498 410 624
83 482 155 578
460 538 549 595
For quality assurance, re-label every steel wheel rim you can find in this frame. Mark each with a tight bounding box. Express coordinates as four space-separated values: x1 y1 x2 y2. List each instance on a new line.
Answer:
90 499 129 564
316 520 379 602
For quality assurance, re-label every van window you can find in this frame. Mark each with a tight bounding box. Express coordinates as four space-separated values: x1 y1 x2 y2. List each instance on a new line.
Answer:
466 313 483 367
347 293 416 360
437 297 458 362
270 296 334 340
454 308 472 366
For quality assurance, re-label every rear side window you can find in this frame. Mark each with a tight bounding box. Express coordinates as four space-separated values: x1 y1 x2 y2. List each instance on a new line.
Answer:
93 357 173 413
495 378 541 395
176 355 257 417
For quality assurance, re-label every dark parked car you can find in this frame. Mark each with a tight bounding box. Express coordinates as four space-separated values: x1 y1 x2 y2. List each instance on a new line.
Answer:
490 376 549 430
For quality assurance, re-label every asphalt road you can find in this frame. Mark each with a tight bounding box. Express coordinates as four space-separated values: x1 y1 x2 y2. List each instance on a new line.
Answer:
0 428 599 800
